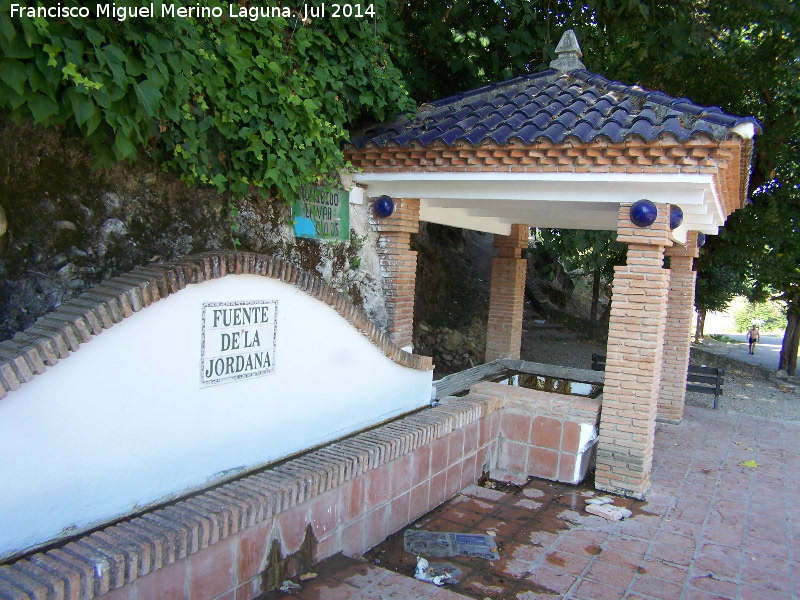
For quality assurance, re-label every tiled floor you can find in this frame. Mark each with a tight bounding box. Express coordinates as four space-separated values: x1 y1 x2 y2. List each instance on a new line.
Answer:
262 406 799 599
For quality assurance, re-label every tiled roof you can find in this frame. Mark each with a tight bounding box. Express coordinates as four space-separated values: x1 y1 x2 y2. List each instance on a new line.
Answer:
352 69 761 148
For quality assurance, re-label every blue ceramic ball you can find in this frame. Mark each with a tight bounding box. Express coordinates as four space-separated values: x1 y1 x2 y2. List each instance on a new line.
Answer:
374 195 394 218
630 199 658 228
697 232 706 247
669 205 684 230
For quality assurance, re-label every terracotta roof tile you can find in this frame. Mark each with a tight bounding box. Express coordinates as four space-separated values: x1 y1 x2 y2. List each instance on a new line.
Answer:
352 69 760 148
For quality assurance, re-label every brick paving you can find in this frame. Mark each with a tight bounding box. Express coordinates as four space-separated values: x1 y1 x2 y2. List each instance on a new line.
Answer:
263 405 799 599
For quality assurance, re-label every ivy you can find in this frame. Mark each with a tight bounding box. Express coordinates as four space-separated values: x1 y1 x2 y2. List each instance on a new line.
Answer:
0 0 414 200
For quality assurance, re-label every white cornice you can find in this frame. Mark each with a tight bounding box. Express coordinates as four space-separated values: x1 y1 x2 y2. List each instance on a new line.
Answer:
353 171 722 235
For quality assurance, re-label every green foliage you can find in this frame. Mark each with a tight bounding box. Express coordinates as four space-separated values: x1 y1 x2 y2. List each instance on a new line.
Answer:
0 0 414 201
227 201 241 249
533 229 626 283
694 262 747 313
706 333 736 343
731 298 787 333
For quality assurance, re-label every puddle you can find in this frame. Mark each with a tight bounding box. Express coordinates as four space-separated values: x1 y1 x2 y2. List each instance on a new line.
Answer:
517 374 602 398
363 475 656 600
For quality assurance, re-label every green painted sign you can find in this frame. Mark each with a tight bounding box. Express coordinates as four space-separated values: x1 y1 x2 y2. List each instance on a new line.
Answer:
292 185 350 241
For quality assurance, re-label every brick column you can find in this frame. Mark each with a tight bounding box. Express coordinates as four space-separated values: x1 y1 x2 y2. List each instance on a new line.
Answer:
595 203 672 499
658 232 700 423
372 198 420 350
485 225 529 362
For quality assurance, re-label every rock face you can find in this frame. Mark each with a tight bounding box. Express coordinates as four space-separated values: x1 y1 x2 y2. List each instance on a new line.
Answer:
0 122 386 341
414 320 487 375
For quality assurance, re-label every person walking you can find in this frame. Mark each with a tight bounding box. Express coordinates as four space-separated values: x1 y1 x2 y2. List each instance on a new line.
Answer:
747 324 760 355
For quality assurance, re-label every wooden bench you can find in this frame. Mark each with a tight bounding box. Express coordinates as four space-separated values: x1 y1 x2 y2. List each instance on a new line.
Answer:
591 353 724 409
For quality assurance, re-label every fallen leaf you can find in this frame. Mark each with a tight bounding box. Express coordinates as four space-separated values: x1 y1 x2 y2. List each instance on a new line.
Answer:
746 447 754 452
739 460 758 468
299 573 317 581
734 442 741 445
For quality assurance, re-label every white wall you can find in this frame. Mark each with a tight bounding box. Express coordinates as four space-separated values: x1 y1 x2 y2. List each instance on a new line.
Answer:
0 275 433 561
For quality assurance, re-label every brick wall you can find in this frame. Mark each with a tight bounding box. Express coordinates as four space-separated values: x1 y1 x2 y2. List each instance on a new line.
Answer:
0 383 598 600
370 198 420 350
485 225 529 362
658 233 700 423
473 383 601 485
595 203 672 499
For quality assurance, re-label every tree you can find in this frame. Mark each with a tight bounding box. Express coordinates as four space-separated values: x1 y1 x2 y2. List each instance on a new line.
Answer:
386 0 800 373
716 190 800 373
0 0 414 201
692 262 747 341
534 229 626 321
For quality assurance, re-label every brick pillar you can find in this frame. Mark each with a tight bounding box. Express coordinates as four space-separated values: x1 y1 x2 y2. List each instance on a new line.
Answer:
485 225 529 362
595 203 672 499
658 232 700 423
372 198 420 350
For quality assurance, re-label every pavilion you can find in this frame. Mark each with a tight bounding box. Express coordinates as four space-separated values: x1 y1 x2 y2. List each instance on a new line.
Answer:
345 30 760 499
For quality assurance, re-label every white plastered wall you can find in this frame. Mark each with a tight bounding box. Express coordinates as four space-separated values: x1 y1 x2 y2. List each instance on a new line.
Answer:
0 275 433 561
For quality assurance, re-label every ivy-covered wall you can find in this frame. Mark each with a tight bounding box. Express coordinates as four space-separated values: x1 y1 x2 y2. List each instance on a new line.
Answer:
0 121 387 341
0 2 414 341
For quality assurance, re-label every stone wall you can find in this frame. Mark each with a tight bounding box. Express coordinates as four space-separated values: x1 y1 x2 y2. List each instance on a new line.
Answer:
0 122 387 342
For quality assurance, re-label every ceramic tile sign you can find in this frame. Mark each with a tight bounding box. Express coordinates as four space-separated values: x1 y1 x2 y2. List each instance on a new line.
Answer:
292 184 350 241
201 300 277 386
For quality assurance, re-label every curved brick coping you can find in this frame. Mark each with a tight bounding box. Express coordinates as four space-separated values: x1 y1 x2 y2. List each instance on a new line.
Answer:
0 251 433 399
0 388 497 600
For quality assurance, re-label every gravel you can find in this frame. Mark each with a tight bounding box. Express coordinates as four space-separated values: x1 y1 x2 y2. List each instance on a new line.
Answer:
518 325 800 423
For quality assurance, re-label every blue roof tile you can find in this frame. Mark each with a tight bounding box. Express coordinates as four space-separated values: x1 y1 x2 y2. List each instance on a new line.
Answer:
554 110 580 131
531 112 554 129
351 69 760 148
578 110 605 129
462 125 491 144
597 121 625 143
480 112 506 131
437 128 464 146
629 118 658 139
487 124 517 145
567 121 598 142
539 122 569 143
455 115 484 132
505 111 532 130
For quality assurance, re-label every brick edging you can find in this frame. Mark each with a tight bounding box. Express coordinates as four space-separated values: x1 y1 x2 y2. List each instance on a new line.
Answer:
0 251 433 400
0 387 494 600
344 137 748 218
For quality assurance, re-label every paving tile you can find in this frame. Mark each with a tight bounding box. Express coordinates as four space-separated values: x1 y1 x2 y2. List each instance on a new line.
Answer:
693 554 740 579
602 535 650 557
639 559 688 585
592 547 645 571
525 565 577 594
540 549 592 575
739 583 796 600
583 561 637 589
630 574 685 599
254 406 798 600
571 578 626 600
688 574 739 598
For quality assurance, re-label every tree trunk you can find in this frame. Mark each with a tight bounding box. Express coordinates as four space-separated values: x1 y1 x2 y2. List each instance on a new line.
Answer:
590 268 601 321
779 301 799 375
695 308 706 343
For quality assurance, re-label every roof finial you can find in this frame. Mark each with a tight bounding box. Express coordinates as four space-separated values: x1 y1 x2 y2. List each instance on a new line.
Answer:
550 29 585 72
